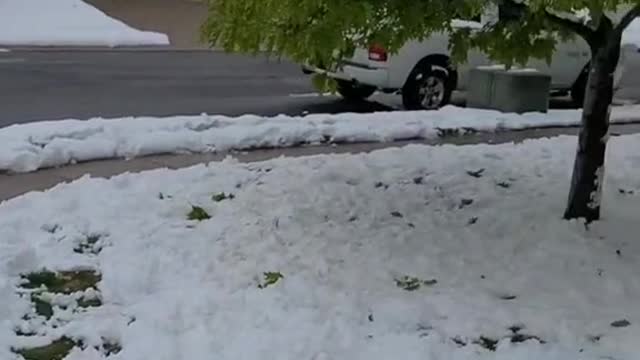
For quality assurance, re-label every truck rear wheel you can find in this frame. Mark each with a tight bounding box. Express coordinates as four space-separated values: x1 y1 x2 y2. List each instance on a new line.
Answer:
336 80 376 101
402 64 452 110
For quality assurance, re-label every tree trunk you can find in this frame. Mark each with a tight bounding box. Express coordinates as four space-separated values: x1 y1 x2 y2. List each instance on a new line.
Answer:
564 39 621 221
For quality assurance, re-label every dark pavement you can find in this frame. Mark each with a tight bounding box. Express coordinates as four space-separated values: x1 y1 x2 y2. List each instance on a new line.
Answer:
1 49 639 128
0 50 391 127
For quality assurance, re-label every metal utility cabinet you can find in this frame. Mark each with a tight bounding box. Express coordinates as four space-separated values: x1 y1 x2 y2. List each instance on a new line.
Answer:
467 66 552 113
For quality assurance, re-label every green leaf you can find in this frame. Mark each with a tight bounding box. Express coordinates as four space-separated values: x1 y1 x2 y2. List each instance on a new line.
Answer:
212 192 235 202
188 206 211 221
14 337 77 360
395 276 422 291
159 192 173 200
258 271 284 289
310 73 337 93
395 275 438 291
423 279 439 286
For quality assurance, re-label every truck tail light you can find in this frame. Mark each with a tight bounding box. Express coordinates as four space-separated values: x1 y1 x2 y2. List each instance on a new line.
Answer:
368 44 388 62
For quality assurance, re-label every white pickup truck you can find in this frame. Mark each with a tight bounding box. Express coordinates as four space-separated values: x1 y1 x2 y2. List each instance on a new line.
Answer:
303 8 626 110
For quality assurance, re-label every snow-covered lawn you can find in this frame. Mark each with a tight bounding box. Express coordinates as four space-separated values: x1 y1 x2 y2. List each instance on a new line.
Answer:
0 0 168 47
1 134 639 359
2 105 640 174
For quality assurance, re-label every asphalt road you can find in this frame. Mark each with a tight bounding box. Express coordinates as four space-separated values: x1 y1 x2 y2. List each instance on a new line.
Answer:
1 49 640 127
0 50 386 126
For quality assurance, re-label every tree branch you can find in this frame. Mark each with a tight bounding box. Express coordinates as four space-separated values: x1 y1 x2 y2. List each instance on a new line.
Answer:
500 0 595 42
543 9 595 42
614 4 640 35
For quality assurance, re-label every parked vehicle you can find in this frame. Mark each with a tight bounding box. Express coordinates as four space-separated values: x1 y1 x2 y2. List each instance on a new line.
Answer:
303 8 626 110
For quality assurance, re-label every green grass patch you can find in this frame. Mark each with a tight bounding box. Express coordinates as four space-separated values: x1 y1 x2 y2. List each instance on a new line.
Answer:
14 337 77 360
21 270 101 294
31 295 54 319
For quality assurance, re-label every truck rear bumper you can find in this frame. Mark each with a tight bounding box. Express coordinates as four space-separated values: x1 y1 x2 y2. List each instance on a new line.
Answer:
303 63 390 89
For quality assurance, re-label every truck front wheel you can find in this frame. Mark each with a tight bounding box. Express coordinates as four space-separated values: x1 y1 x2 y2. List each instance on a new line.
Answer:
336 80 376 101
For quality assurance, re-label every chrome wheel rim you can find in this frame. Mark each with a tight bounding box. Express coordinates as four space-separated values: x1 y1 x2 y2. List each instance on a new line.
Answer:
418 76 445 109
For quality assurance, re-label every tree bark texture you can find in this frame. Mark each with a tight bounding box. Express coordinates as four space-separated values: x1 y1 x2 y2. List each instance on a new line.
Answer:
564 33 621 221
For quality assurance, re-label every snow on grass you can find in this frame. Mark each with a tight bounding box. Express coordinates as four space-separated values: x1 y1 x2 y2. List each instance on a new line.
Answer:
1 134 640 359
0 0 169 47
2 105 640 174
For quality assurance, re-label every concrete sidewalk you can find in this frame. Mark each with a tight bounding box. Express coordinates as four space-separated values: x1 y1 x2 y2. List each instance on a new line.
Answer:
5 124 640 202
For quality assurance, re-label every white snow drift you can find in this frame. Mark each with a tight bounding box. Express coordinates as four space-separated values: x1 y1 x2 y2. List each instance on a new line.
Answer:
0 0 169 47
1 135 639 359
1 105 640 173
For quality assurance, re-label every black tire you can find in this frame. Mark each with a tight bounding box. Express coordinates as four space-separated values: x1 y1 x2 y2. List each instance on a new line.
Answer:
402 64 453 110
336 80 376 101
571 65 589 108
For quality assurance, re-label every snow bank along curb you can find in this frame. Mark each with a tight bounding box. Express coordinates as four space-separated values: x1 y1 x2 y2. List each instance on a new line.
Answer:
1 135 639 359
0 0 169 47
1 105 640 173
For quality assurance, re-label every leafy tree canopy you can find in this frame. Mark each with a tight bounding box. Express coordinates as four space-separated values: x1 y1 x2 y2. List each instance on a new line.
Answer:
203 0 638 68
